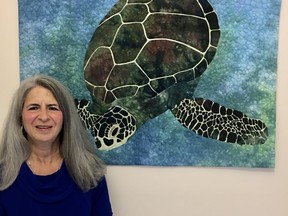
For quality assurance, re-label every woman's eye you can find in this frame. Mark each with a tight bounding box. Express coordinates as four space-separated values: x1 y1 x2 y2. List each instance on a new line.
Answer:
28 106 38 111
49 106 60 111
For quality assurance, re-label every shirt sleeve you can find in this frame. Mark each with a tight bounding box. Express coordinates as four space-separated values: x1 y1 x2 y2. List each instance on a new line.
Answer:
91 177 113 216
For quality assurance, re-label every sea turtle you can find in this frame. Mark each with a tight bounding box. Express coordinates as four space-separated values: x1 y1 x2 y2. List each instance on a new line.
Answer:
75 0 268 150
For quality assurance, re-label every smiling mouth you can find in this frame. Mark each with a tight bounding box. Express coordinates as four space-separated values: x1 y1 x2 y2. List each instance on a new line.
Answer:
36 126 53 129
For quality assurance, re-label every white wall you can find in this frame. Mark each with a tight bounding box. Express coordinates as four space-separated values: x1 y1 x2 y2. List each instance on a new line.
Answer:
1 0 288 215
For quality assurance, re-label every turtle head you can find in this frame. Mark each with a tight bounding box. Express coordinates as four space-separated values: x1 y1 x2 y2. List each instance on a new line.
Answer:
94 106 137 150
75 99 137 150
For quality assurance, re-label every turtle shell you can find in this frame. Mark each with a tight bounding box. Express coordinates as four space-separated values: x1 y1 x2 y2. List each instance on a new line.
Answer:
84 0 220 106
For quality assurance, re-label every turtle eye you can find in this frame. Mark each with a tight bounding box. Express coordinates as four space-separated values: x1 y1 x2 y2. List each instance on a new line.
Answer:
111 126 119 136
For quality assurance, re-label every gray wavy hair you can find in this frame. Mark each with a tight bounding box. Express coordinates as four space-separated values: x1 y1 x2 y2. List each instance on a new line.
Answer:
0 75 105 191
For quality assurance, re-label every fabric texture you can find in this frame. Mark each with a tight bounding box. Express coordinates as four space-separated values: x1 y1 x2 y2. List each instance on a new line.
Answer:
0 162 112 216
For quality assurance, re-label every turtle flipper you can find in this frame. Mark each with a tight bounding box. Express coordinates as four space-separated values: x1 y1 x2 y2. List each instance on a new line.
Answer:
74 99 100 130
75 99 137 150
74 99 101 147
171 98 268 145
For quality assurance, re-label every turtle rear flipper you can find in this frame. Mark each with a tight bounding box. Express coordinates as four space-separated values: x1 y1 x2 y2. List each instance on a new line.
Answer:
172 98 268 145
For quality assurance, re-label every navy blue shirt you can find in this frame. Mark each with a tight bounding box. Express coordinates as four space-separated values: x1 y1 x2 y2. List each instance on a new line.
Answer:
0 162 113 215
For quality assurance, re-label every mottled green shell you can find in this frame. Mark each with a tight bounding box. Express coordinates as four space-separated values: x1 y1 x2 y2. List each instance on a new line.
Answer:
84 0 220 105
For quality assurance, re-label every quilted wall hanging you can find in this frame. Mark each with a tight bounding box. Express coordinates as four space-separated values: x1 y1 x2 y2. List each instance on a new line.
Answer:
18 0 280 167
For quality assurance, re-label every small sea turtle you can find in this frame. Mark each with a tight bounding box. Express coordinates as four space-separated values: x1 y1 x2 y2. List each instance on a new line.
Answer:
75 0 268 150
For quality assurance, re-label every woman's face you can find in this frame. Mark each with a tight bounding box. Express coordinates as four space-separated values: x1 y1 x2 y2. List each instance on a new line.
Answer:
22 86 63 147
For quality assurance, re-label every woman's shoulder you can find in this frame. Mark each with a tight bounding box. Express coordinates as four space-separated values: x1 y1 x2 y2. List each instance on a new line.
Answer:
88 176 113 215
91 176 108 192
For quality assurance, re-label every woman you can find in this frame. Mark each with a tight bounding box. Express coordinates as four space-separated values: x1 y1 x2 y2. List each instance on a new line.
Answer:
0 75 113 215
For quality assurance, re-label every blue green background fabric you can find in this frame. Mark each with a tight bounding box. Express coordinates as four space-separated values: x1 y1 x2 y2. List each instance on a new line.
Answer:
18 0 280 167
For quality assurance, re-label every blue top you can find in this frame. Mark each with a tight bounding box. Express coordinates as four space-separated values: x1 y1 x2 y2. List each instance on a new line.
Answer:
0 162 113 216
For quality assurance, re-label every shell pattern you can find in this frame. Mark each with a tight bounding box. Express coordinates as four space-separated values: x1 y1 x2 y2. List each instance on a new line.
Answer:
75 0 268 150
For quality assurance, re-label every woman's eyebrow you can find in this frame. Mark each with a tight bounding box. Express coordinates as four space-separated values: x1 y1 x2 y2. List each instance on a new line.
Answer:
25 103 60 107
25 103 40 107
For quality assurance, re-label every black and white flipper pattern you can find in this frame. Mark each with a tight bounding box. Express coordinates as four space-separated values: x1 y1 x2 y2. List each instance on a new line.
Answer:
172 98 268 145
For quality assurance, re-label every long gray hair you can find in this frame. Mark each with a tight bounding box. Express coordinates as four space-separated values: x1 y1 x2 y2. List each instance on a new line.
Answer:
0 75 106 191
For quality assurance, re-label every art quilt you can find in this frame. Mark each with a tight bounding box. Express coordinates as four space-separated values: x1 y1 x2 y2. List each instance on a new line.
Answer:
18 0 281 167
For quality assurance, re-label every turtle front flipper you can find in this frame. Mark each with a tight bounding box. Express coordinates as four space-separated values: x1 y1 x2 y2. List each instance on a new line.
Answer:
75 99 137 150
172 98 268 145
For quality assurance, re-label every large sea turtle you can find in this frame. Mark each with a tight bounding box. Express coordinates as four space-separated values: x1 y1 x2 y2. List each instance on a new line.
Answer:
75 0 268 150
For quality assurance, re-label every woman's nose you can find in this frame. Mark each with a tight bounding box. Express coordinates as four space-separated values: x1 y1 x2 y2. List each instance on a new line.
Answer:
38 108 49 121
